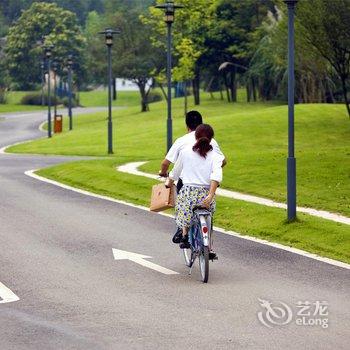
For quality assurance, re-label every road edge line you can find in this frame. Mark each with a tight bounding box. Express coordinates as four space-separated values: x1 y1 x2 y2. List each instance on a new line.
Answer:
25 169 350 271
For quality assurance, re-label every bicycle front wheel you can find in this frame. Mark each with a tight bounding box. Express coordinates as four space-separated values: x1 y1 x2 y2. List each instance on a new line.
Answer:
199 246 209 283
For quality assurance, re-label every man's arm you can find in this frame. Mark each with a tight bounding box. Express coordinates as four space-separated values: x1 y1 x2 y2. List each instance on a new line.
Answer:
158 139 181 176
211 139 227 167
159 159 171 177
165 153 184 187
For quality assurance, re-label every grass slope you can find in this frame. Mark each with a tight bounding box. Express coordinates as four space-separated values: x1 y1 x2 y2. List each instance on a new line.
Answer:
9 94 350 216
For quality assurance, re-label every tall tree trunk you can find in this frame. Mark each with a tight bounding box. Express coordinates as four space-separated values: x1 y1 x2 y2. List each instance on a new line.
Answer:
252 78 257 102
326 79 335 103
340 75 350 118
230 68 237 102
246 84 251 102
223 74 231 102
159 83 167 100
219 88 224 100
112 78 117 100
138 83 149 112
192 67 200 105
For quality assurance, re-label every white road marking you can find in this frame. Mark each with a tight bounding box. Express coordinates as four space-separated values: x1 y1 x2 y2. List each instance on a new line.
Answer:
117 161 350 226
38 120 47 132
25 169 350 270
112 248 179 275
0 282 20 304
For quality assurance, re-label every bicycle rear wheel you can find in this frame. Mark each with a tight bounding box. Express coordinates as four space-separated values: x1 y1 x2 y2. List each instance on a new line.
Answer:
199 246 209 283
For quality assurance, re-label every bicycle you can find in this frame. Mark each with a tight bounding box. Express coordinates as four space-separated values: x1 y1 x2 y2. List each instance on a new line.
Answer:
182 206 215 283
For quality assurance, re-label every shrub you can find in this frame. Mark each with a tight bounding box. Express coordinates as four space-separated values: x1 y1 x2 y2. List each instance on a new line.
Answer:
62 97 79 108
147 91 162 103
21 92 62 106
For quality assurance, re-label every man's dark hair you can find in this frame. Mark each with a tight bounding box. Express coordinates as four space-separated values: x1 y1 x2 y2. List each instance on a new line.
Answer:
186 110 203 131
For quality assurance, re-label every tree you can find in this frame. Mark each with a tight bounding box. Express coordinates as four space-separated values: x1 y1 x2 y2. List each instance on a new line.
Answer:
296 0 350 117
110 9 161 112
84 11 106 85
203 0 275 103
143 0 217 105
5 2 86 90
173 38 200 114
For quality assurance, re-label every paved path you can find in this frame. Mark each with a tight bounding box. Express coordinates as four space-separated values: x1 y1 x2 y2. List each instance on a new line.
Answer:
117 162 350 226
0 109 349 349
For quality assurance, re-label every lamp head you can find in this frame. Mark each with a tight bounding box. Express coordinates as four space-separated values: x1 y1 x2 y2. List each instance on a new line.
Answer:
283 0 298 7
155 1 183 24
98 28 121 46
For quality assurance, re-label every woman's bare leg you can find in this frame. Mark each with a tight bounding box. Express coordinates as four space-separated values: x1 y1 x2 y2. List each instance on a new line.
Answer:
182 227 189 237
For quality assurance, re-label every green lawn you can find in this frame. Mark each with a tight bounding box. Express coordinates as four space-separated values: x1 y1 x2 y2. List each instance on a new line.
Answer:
0 91 46 114
9 94 350 216
79 89 159 109
1 89 144 114
7 93 350 263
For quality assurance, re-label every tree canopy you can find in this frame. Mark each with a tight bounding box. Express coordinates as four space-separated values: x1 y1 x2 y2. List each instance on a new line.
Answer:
5 2 86 89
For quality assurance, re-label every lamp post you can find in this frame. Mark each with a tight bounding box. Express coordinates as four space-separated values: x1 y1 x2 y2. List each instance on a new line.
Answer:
284 0 298 221
37 38 46 107
44 45 54 138
40 59 45 106
99 29 121 154
52 61 58 117
67 55 73 131
155 0 183 152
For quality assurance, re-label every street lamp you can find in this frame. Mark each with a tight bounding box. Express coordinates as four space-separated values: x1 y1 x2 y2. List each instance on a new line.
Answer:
155 0 183 152
36 38 46 107
67 54 73 131
98 28 121 154
40 59 45 106
284 0 298 221
44 45 54 138
52 61 58 117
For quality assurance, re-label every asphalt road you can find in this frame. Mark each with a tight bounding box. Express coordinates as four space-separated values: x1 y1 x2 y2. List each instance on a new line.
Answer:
0 109 349 350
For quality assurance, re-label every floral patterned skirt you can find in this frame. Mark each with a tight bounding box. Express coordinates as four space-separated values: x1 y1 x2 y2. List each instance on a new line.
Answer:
175 185 216 228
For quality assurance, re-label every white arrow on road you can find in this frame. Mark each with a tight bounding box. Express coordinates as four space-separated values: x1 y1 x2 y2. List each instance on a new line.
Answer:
0 281 20 304
112 249 179 275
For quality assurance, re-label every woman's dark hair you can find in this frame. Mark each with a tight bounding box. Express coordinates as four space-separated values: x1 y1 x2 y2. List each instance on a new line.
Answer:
192 124 214 158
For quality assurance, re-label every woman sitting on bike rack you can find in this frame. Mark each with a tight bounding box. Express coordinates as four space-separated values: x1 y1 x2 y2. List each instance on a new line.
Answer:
165 124 224 251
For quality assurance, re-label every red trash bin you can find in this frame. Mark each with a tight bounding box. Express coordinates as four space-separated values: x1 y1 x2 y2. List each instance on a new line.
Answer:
54 115 63 133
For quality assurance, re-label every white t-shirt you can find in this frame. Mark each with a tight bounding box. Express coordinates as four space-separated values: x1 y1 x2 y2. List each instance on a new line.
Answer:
169 145 223 187
165 131 224 164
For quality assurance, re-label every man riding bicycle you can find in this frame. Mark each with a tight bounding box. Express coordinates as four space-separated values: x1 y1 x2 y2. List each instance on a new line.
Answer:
159 111 226 244
165 124 223 260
